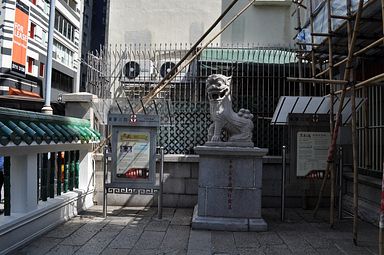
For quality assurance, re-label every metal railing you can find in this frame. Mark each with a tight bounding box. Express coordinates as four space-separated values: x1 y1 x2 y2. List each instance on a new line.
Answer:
86 43 327 155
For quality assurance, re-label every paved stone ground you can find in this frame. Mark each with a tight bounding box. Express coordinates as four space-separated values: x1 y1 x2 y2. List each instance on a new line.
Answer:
10 206 379 255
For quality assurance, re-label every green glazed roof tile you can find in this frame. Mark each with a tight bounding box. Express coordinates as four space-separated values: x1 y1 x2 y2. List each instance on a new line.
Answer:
0 107 100 146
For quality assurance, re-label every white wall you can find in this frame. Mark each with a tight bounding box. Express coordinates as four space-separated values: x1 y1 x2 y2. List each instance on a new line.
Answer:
107 0 295 46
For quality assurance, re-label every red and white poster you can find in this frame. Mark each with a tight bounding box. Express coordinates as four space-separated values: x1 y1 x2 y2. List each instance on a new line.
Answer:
12 1 29 75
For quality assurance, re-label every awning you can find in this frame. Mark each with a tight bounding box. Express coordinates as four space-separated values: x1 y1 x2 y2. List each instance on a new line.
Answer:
0 107 100 146
271 96 365 125
200 48 298 64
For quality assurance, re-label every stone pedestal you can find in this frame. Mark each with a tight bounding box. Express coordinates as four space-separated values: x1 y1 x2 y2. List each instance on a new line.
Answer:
192 146 268 231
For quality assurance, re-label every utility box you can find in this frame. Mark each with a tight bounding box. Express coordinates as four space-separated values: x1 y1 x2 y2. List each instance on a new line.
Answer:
107 113 159 188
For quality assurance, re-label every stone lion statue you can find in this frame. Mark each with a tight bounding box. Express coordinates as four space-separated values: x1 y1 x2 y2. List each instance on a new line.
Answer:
206 74 254 145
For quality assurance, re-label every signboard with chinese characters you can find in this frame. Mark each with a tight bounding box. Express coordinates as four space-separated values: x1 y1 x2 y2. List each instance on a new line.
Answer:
116 130 150 180
109 113 159 188
296 131 330 177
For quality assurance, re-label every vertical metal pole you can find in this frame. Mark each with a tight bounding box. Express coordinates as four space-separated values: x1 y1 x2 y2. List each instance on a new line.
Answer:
380 161 384 255
41 153 48 201
158 147 164 219
75 150 79 189
64 151 69 193
56 152 62 195
281 145 287 222
338 146 344 220
49 152 55 198
103 145 107 218
4 156 10 216
69 151 75 191
41 0 56 114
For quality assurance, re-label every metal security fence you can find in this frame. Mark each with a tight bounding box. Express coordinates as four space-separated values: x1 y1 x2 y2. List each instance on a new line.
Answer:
86 44 327 155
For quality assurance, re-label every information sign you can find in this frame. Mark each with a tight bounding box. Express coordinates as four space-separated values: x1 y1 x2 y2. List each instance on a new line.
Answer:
296 131 330 177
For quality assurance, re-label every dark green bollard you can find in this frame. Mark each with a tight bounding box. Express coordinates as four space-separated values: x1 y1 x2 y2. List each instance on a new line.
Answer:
64 151 69 193
4 156 10 216
69 151 75 191
41 153 48 201
57 152 62 195
75 150 79 189
49 152 55 198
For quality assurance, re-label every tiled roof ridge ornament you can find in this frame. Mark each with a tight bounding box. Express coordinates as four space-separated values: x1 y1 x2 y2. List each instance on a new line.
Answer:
206 74 254 147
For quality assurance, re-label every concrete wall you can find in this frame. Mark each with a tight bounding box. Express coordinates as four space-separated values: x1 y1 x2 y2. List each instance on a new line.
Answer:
107 0 295 46
94 154 329 208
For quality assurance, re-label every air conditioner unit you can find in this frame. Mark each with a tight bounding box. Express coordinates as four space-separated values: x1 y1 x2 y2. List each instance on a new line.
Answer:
121 59 156 82
157 58 196 83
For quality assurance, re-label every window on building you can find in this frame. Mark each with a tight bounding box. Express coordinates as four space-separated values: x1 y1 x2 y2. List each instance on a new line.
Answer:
30 23 36 39
39 63 45 77
53 39 74 67
42 30 48 45
52 69 73 92
27 57 34 73
54 10 76 42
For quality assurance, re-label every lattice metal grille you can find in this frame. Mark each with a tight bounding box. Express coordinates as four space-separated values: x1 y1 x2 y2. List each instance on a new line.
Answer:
86 44 327 155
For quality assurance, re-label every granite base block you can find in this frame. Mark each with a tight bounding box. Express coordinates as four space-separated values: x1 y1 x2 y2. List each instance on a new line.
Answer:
191 206 267 232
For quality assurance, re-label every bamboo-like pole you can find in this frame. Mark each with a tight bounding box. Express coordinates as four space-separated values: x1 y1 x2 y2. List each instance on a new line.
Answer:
286 77 348 84
351 82 359 245
333 72 384 94
135 0 255 113
327 0 336 228
313 0 365 217
316 37 384 78
309 0 317 88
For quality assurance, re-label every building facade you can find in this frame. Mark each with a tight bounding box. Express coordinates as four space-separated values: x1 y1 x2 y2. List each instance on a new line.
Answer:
106 0 295 46
0 0 82 112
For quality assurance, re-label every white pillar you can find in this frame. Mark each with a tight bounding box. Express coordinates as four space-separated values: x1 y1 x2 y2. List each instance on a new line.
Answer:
10 154 38 213
79 149 93 191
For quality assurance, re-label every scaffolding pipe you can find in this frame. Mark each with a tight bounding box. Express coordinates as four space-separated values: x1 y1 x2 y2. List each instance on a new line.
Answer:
316 37 384 78
286 77 348 84
313 0 365 219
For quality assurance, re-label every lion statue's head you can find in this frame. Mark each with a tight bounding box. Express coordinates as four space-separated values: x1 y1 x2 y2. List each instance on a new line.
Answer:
206 74 232 101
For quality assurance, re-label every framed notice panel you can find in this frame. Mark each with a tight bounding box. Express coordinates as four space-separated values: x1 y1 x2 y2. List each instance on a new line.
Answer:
296 131 330 177
109 114 159 188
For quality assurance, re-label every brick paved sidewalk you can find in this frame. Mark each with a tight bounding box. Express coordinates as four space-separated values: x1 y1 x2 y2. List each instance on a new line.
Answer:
11 206 378 255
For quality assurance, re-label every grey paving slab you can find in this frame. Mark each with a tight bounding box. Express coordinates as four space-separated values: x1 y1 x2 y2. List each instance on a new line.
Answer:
161 225 190 251
277 231 318 254
211 231 237 254
170 208 193 226
128 249 161 255
262 244 293 255
45 244 81 255
74 227 122 255
9 207 380 255
187 229 211 252
145 219 170 231
61 218 110 246
17 237 62 255
133 231 166 250
100 248 131 255
107 227 144 249
334 239 375 255
237 247 265 255
186 249 211 255
234 232 260 248
316 247 345 255
45 218 90 238
257 232 284 246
